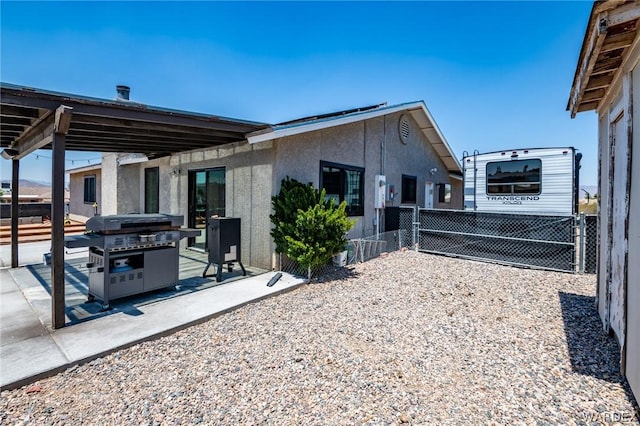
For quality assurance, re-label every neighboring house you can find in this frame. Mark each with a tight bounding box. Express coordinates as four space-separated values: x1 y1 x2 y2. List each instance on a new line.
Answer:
0 194 44 204
568 0 640 402
90 101 462 270
67 163 101 221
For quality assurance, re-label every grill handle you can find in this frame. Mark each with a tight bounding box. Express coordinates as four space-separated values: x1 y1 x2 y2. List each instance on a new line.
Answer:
86 263 104 273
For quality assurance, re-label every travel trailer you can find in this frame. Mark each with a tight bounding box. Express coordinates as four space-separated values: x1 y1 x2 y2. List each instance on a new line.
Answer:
462 147 581 215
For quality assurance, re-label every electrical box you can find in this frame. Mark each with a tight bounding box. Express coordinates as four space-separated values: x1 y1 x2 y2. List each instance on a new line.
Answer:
375 175 386 209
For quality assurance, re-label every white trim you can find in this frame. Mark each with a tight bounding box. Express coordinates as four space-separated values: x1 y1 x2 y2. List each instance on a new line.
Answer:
448 173 463 181
66 163 102 174
247 103 420 143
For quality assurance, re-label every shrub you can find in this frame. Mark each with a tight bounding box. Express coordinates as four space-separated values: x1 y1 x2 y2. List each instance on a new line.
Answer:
270 177 354 271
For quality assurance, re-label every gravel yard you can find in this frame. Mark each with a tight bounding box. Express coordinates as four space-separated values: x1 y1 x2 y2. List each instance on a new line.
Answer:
1 250 638 425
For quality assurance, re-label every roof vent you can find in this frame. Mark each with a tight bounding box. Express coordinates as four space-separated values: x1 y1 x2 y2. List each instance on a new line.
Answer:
116 85 130 101
399 114 410 144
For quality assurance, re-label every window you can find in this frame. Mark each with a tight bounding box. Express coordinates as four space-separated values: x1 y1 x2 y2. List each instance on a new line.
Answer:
438 183 452 203
486 159 541 195
145 167 159 214
320 161 364 216
83 175 96 203
401 175 417 203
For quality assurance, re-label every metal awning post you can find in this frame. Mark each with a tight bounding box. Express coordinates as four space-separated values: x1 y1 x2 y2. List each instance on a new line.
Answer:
10 159 19 268
51 105 72 329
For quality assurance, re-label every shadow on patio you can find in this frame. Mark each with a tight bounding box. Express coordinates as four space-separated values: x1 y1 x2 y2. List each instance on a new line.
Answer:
23 249 267 326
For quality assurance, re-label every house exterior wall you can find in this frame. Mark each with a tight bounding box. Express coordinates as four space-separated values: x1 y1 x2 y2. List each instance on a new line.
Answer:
272 111 462 238
95 108 461 275
101 154 118 216
167 141 276 270
595 39 640 401
68 168 101 220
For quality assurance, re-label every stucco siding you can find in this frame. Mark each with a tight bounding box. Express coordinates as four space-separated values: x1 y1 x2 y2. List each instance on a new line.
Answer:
94 106 460 273
272 112 462 238
169 141 276 270
68 169 101 219
101 154 118 215
115 164 141 215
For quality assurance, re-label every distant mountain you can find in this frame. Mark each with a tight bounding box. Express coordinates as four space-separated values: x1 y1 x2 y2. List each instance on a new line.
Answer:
0 179 51 187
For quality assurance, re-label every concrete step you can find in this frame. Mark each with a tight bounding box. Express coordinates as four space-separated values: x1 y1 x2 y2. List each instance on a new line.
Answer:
0 221 86 245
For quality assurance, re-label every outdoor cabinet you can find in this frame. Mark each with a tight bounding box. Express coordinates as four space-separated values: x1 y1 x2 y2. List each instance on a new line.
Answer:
203 217 246 282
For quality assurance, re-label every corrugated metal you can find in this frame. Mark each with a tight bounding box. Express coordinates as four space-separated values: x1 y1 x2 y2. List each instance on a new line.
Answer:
463 147 576 215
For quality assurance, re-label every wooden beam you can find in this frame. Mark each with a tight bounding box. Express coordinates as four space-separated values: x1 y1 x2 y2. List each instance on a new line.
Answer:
607 1 640 27
0 104 40 119
10 159 19 268
0 124 27 132
54 105 73 134
582 88 607 102
585 72 616 90
601 31 636 53
577 100 601 112
51 131 66 329
70 114 248 138
68 124 235 143
570 11 609 117
62 138 230 153
592 56 624 75
0 117 33 126
10 109 55 160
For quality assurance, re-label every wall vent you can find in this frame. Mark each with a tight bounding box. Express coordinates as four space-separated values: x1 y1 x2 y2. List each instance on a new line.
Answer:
399 115 410 144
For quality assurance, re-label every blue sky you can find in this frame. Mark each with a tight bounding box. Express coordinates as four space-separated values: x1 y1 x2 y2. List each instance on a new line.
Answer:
1 1 598 185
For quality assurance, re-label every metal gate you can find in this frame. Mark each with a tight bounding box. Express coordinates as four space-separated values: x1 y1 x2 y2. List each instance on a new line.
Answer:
415 209 577 272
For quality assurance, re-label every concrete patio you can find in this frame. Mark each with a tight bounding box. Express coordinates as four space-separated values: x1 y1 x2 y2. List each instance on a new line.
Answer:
0 241 305 390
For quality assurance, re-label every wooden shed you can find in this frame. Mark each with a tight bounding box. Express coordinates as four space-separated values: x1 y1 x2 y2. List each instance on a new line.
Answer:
568 0 640 403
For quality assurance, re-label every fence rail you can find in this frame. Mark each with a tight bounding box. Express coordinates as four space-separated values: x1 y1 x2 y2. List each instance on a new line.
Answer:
397 207 597 274
276 230 410 280
276 209 598 280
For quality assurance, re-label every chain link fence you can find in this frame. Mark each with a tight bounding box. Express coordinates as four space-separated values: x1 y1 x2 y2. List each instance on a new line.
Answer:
275 230 410 281
275 209 599 279
583 214 598 274
399 206 417 249
416 208 577 273
346 230 408 264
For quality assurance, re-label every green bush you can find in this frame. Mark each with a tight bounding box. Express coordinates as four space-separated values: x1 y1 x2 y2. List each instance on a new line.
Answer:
270 177 354 270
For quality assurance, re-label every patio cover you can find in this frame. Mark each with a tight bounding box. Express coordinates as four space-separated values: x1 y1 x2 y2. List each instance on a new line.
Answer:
0 82 268 328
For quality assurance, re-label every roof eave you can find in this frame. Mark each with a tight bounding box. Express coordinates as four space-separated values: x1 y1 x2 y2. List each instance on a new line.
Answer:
568 1 640 117
247 101 462 174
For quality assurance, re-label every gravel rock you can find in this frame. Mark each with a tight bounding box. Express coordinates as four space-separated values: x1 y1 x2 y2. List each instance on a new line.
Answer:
2 251 638 425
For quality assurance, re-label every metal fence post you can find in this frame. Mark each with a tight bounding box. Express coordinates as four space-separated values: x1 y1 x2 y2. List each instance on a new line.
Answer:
413 207 419 251
579 212 586 273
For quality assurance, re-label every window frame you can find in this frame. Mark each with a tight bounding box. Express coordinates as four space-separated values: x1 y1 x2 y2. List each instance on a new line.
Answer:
319 160 365 216
438 183 452 203
144 167 160 214
83 175 96 204
401 174 417 204
486 159 542 195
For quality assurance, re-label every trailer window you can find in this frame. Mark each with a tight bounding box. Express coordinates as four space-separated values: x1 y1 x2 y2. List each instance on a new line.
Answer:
486 159 541 195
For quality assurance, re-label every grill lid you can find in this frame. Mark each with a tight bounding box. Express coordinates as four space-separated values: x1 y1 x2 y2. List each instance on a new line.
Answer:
86 213 185 233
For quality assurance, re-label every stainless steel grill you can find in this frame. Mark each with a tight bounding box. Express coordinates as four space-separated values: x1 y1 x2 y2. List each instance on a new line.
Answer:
65 213 200 309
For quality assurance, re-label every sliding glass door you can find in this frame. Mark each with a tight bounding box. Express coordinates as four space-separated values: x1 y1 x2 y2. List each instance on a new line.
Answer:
188 168 226 250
